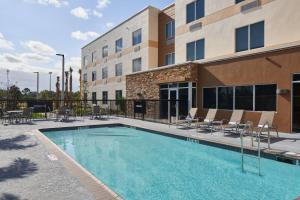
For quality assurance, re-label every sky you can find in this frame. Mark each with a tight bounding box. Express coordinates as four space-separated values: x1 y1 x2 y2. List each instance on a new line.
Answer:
0 0 174 92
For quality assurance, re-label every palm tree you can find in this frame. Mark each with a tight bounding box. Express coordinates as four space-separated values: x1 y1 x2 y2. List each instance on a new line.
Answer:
69 67 73 97
55 76 60 109
65 71 69 103
78 69 82 97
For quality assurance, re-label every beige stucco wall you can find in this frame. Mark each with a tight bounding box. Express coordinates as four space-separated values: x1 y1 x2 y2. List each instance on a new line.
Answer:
81 7 159 100
175 0 300 63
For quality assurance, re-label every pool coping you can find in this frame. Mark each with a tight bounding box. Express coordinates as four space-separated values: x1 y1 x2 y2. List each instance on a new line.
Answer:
36 122 300 200
34 128 123 200
40 123 300 163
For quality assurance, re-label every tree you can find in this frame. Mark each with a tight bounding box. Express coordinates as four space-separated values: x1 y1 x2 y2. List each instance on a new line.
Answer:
8 85 22 100
22 88 31 96
69 67 73 98
7 85 22 110
39 90 55 100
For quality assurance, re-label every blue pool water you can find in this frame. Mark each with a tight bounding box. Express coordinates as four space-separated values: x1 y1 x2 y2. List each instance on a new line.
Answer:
43 126 300 200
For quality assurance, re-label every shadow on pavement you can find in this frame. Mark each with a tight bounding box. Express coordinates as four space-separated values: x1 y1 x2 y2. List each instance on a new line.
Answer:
0 193 27 200
0 135 37 150
0 158 38 182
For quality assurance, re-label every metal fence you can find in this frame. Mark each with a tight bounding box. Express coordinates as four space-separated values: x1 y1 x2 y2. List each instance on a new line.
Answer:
0 99 187 123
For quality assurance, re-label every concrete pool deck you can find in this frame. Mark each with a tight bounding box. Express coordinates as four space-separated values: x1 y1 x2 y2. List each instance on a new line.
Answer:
0 117 300 200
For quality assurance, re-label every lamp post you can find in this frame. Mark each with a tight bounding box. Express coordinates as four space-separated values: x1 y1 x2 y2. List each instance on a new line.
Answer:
56 54 65 106
34 72 39 100
6 69 9 100
49 72 52 91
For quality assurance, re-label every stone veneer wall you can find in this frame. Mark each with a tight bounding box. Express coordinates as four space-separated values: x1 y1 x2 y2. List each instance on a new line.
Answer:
126 63 198 100
126 63 199 120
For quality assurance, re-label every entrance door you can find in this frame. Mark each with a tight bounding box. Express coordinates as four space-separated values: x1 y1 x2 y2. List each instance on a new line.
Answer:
293 74 300 132
169 90 178 119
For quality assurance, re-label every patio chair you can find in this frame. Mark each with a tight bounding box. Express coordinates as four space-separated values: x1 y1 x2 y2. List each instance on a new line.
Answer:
21 107 33 124
255 111 279 137
221 110 244 135
56 107 70 122
197 109 217 133
91 105 102 120
172 108 198 128
0 108 10 124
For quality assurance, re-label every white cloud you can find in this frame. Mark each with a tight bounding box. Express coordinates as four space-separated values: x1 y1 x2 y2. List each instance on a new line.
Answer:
93 10 103 18
22 41 56 56
0 32 14 50
71 31 99 41
24 0 69 8
21 53 51 62
2 53 22 63
105 22 114 29
70 7 89 20
97 0 111 9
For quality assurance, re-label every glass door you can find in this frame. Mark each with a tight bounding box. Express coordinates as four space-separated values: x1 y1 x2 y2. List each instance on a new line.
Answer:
169 89 178 119
293 74 300 132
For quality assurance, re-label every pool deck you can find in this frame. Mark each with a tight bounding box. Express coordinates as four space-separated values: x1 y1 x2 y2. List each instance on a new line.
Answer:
0 117 300 200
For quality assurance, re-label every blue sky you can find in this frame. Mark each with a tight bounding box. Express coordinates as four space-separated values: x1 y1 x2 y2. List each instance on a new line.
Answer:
0 0 174 92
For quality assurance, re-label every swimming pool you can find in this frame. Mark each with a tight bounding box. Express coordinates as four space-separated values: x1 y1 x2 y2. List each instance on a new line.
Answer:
43 126 300 200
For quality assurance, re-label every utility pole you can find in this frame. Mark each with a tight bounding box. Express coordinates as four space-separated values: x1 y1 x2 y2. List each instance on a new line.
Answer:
34 72 39 100
49 72 52 91
6 69 10 100
56 54 65 106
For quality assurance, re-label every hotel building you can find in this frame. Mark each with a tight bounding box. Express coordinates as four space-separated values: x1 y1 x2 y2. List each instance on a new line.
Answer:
81 0 300 133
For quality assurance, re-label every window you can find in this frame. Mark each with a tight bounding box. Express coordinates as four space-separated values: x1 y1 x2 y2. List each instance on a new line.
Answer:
255 84 276 111
202 84 277 111
92 71 96 81
166 20 175 40
132 57 142 72
83 56 88 67
115 90 122 100
236 21 264 52
115 63 122 76
92 92 97 104
235 0 245 3
186 0 205 24
115 38 123 52
203 88 216 109
92 51 96 63
102 45 108 58
132 29 142 46
235 86 253 110
102 91 108 104
102 67 108 79
250 21 265 49
165 53 175 65
218 87 234 110
187 39 205 61
83 73 87 82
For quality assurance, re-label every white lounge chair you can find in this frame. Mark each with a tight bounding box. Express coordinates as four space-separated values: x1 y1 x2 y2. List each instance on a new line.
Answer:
197 109 217 133
171 108 198 128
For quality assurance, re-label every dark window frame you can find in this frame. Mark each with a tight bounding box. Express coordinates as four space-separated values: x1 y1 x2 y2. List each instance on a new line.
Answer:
186 0 205 24
235 21 265 52
115 38 123 53
165 20 175 40
132 57 142 72
102 91 108 104
132 29 142 46
186 39 205 61
102 45 108 58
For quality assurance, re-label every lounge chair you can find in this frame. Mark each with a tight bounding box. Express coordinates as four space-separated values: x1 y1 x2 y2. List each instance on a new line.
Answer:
197 109 217 133
221 110 244 135
255 111 279 137
91 105 102 120
172 108 198 128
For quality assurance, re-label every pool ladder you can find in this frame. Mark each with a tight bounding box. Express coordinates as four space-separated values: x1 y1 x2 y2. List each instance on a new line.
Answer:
240 122 263 176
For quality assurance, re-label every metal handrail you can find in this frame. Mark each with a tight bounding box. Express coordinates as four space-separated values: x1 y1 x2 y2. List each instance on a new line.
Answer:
241 121 264 176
